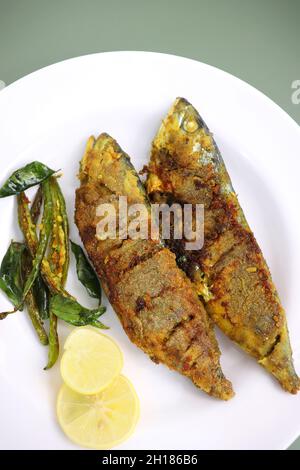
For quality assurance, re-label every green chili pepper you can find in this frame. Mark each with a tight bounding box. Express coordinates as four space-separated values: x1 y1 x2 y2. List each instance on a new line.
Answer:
20 179 53 304
27 188 50 320
56 181 70 285
25 289 48 345
44 310 59 370
30 186 43 224
45 176 71 370
0 161 56 198
70 240 102 302
17 191 72 298
17 192 38 254
49 294 107 328
1 180 53 318
48 177 70 286
21 249 48 345
14 178 107 368
0 241 25 313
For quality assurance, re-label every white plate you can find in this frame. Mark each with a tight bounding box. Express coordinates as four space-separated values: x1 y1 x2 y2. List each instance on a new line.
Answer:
0 51 299 450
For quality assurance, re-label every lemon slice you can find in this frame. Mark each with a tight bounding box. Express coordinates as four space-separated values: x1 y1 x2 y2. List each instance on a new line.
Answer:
57 375 139 449
60 328 123 394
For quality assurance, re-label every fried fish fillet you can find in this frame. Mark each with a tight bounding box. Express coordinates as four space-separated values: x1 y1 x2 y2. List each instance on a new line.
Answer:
75 133 234 400
146 98 300 394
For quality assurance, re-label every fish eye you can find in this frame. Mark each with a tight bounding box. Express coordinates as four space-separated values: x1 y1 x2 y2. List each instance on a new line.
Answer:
182 116 199 133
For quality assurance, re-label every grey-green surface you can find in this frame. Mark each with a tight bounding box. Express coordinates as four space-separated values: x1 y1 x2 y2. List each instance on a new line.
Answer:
0 0 299 450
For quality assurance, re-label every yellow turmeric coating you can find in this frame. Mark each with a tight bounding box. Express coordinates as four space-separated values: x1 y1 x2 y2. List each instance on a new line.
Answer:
146 97 300 394
75 133 234 400
47 177 69 286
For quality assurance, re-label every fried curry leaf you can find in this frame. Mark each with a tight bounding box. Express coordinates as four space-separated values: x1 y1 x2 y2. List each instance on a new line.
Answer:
0 161 56 198
0 241 25 308
70 241 102 301
50 294 107 328
32 275 49 320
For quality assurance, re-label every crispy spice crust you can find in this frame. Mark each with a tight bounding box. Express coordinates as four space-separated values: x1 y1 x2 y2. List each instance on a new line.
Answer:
146 98 300 394
75 133 234 400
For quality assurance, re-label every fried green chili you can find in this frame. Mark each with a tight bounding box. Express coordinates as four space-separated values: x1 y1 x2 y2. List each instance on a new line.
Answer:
44 310 59 370
30 185 43 224
2 169 107 366
20 179 53 304
48 177 70 286
45 177 71 369
17 191 72 298
29 187 49 319
1 180 53 318
21 249 48 345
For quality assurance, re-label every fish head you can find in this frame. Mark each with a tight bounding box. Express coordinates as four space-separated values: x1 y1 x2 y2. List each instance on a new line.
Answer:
78 133 124 183
152 97 217 171
78 133 148 205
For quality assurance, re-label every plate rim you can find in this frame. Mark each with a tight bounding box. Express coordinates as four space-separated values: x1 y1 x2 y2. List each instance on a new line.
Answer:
1 50 299 134
0 50 299 450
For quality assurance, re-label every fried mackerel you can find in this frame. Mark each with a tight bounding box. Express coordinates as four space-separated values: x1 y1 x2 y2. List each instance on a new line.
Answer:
146 98 300 394
75 133 233 400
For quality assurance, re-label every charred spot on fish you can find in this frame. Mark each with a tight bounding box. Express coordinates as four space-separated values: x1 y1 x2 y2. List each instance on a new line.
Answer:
135 296 146 313
82 225 96 243
139 165 149 176
150 355 160 364
176 254 188 270
210 156 220 166
183 360 192 372
214 221 228 235
193 177 205 189
161 150 180 170
216 368 226 379
264 334 281 358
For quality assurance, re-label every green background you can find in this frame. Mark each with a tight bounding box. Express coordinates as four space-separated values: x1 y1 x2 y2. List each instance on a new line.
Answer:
0 0 299 449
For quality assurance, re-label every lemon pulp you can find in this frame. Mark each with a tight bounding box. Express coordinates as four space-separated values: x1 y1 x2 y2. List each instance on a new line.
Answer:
57 375 139 449
60 327 123 395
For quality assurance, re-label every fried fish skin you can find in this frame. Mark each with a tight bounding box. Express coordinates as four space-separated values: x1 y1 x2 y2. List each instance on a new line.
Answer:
75 133 233 400
146 97 300 394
